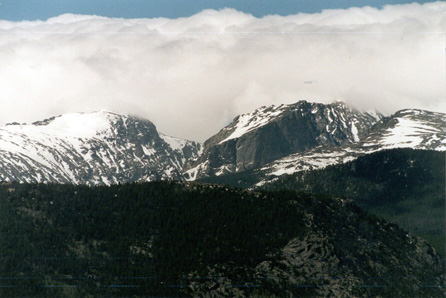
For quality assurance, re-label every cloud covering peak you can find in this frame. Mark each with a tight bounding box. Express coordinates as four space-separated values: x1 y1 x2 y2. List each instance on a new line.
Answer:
0 2 444 141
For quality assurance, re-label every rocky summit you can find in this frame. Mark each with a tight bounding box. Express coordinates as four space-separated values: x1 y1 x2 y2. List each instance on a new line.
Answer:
184 100 383 180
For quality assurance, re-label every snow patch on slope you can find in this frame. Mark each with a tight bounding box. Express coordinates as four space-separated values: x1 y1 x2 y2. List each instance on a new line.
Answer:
219 105 286 144
380 118 443 148
261 147 360 181
363 109 446 151
160 134 188 151
351 123 359 142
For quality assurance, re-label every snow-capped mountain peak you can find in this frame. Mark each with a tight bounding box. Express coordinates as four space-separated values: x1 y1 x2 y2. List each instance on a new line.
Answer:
0 111 201 185
7 111 123 139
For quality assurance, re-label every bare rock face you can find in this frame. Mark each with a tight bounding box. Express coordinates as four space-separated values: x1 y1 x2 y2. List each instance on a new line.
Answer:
184 101 382 180
0 111 201 185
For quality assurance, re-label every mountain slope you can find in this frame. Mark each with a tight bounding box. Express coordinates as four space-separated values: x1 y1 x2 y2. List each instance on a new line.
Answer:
260 149 446 257
184 100 382 180
0 111 201 184
1 181 444 297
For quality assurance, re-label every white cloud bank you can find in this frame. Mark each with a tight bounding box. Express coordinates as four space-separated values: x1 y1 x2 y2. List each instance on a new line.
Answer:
0 2 444 141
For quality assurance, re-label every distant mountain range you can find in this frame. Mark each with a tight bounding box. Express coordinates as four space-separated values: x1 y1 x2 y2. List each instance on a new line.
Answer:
0 101 444 185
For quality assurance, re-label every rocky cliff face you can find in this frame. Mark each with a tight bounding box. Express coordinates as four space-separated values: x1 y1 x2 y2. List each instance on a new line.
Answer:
0 111 201 184
184 101 382 180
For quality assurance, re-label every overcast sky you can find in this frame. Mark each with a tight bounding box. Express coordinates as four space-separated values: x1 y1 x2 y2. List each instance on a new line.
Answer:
0 1 444 142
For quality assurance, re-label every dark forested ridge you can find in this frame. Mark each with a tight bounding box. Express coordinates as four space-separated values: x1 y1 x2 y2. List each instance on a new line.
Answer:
262 149 446 257
0 181 444 297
